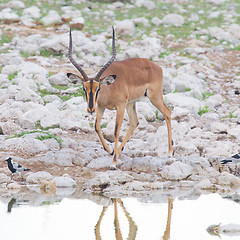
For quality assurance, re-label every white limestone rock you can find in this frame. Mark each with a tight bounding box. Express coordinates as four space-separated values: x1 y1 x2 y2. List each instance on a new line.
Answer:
40 33 68 54
0 173 11 183
26 171 53 184
131 157 172 172
162 14 184 26
0 8 19 20
115 20 135 36
48 72 69 86
84 170 134 191
5 0 25 9
181 157 214 175
59 111 92 132
151 17 161 26
216 172 240 186
135 0 156 10
172 73 206 99
195 179 213 189
72 150 97 167
21 103 51 123
1 64 19 76
175 141 199 157
161 161 193 180
53 148 78 166
41 10 61 25
0 138 48 156
164 93 202 112
137 101 156 122
40 114 60 129
0 107 23 123
210 122 228 133
54 176 77 187
87 156 113 169
208 27 236 43
172 107 190 120
227 127 240 140
200 112 220 123
15 86 43 104
204 94 224 109
42 138 60 151
229 24 240 39
13 62 48 77
203 141 239 159
0 121 20 135
7 182 21 190
22 6 41 19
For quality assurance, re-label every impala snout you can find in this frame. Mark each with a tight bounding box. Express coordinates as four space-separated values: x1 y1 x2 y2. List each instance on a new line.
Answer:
88 107 95 114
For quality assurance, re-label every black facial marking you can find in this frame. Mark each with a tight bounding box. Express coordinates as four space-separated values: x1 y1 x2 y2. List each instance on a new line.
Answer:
96 86 100 100
89 91 93 110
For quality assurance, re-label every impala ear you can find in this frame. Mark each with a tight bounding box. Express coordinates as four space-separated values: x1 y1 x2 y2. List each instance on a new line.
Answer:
67 73 84 84
100 75 116 86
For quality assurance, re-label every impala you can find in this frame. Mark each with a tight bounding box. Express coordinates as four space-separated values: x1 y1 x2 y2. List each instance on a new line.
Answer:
67 27 173 169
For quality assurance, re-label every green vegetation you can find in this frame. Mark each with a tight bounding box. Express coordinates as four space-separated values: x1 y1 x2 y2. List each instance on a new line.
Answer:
38 84 85 103
202 92 214 100
101 123 107 129
229 111 238 118
8 130 62 145
40 199 61 206
36 133 62 145
40 49 63 57
198 106 209 116
8 71 18 81
0 34 12 46
155 110 159 121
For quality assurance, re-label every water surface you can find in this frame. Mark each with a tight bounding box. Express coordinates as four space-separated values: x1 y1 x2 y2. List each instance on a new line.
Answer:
0 191 240 240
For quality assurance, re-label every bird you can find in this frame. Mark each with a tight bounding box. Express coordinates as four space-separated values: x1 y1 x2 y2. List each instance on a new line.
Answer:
220 153 240 164
4 157 31 181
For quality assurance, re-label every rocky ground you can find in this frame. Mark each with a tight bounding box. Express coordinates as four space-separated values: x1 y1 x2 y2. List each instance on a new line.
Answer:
0 0 240 199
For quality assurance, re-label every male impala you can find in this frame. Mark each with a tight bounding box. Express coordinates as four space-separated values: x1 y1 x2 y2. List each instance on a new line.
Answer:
67 27 173 169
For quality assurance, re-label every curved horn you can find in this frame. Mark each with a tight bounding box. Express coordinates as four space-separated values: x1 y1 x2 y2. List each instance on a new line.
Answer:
95 26 116 82
68 28 88 81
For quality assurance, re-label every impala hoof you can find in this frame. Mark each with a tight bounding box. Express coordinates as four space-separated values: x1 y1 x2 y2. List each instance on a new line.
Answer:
110 163 117 170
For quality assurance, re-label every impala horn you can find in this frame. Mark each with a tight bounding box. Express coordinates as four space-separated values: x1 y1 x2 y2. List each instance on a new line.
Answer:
68 28 88 81
95 26 116 82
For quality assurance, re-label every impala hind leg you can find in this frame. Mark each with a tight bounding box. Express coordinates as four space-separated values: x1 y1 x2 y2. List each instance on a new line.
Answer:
117 102 139 156
111 105 125 170
95 106 112 154
150 98 173 157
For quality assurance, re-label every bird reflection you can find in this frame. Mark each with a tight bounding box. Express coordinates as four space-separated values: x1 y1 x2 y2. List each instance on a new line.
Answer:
95 198 174 240
95 198 137 240
7 198 16 213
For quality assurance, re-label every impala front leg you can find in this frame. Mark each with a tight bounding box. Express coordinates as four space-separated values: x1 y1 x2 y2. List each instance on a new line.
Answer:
95 106 112 154
111 105 125 170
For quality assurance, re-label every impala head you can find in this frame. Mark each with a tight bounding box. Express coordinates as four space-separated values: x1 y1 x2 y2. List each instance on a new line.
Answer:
67 27 116 114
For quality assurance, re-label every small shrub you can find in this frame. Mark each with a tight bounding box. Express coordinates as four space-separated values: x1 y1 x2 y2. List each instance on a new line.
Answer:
8 71 18 81
198 106 209 116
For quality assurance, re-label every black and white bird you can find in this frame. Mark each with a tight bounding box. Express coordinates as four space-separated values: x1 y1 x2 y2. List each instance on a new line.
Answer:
5 157 31 180
221 153 240 164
